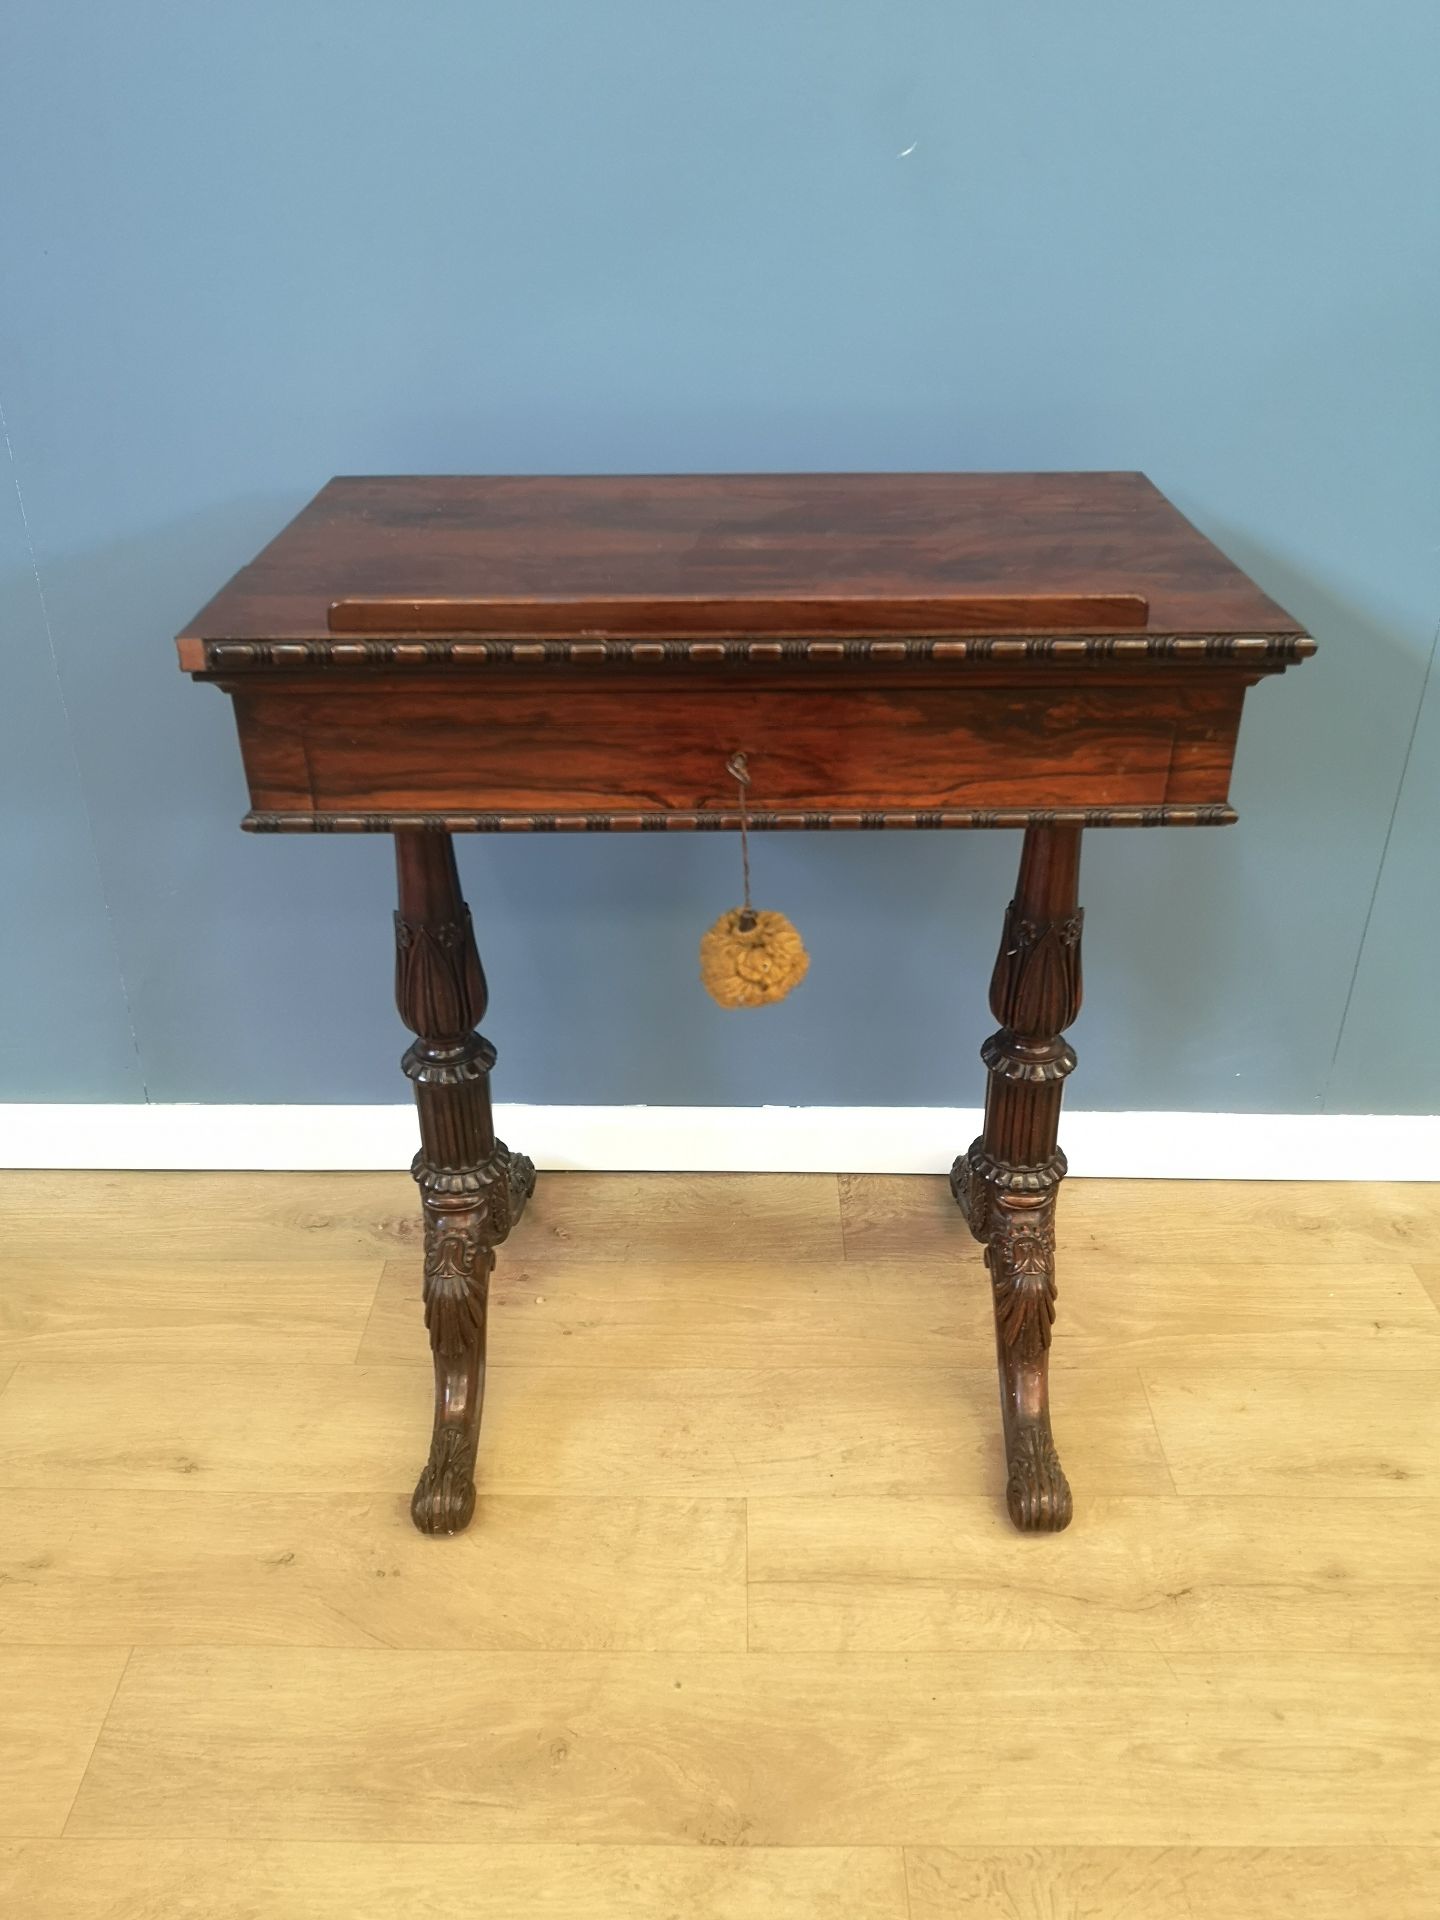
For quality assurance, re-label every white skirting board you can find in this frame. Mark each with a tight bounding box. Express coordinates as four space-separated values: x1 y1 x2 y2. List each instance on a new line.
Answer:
0 1104 1436 1179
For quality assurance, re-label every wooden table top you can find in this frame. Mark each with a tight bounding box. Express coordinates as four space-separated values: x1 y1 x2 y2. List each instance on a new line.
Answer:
178 472 1306 655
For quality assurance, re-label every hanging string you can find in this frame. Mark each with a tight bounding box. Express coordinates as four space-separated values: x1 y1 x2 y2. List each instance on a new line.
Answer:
726 752 755 928
699 747 809 1007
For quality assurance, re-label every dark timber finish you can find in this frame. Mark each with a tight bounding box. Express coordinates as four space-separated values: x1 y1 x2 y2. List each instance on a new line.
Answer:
328 589 1153 636
177 472 1314 1535
178 472 1306 645
952 827 1083 1530
224 671 1249 822
394 835 534 1533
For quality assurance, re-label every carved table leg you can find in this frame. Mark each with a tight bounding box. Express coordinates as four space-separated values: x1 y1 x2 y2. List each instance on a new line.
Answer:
394 833 535 1535
951 826 1082 1532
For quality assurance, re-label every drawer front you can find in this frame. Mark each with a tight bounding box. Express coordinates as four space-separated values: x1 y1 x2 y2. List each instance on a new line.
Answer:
232 674 1245 823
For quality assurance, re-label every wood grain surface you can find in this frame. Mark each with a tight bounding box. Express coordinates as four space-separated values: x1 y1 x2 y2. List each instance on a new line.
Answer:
67 1647 1440 1846
176 476 1312 835
230 673 1244 818
0 1841 910 1919
327 589 1152 636
3 1169 1437 1916
178 472 1306 644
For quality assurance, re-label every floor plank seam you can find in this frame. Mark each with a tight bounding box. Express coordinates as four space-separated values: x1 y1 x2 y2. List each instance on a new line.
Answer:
347 1261 395 1365
56 1646 134 1841
836 1173 856 1261
901 1847 920 1919
743 1500 751 1654
1136 1368 1182 1495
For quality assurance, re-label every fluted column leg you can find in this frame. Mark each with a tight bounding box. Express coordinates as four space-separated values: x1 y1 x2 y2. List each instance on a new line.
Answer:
952 826 1082 1532
394 833 535 1535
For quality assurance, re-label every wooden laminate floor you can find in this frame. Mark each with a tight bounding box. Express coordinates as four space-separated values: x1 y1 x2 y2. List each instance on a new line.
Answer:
1 1169 1438 1916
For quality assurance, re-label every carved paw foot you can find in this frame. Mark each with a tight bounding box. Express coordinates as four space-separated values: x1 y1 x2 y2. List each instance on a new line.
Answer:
410 1425 478 1535
507 1147 537 1221
1005 1425 1073 1532
949 1141 989 1243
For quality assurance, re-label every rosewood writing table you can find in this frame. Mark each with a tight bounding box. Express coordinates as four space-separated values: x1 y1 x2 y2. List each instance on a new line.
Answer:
177 472 1313 1535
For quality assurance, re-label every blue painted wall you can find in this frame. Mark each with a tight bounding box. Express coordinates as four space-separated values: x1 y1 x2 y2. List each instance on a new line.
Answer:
2 3 1436 1114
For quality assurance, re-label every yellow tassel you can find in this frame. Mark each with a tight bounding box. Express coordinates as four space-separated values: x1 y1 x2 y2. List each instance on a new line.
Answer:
699 907 809 1008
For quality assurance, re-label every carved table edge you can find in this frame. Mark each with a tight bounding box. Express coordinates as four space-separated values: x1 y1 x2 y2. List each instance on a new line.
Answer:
242 804 1241 834
185 632 1317 672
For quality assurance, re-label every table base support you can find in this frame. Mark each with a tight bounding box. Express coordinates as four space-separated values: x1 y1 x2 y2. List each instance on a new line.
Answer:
952 824 1082 1533
394 832 534 1535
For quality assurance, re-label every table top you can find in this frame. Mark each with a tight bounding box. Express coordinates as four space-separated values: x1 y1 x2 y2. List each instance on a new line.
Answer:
178 472 1306 654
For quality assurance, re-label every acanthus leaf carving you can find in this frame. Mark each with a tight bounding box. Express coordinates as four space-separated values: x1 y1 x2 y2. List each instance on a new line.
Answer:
988 902 1084 1036
420 1210 492 1363
1005 1423 1072 1531
395 909 488 1041
987 1200 1058 1363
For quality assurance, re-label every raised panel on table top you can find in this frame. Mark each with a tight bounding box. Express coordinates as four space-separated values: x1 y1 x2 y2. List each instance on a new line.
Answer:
229 672 1246 820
